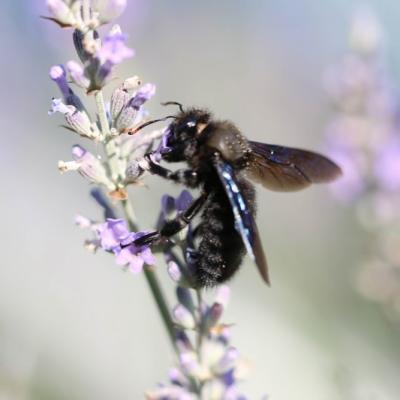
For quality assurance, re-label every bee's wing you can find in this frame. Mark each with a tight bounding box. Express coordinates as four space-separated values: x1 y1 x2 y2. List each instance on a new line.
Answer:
247 141 342 192
213 156 270 285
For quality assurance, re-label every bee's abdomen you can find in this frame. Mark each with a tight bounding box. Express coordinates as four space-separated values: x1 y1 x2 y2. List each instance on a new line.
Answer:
194 177 255 288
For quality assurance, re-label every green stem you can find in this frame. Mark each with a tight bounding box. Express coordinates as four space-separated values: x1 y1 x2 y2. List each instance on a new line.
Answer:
121 199 177 352
94 89 178 354
82 0 91 29
95 90 110 136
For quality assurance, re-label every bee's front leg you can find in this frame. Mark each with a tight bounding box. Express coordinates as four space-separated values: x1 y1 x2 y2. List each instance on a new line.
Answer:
144 154 200 188
133 193 208 247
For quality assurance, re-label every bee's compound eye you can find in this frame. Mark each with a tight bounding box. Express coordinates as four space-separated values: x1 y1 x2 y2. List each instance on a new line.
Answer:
186 120 196 128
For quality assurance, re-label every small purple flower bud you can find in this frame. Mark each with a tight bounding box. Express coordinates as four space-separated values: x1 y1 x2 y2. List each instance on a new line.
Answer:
173 304 196 329
110 87 130 120
215 347 239 374
66 60 90 89
127 83 156 109
168 367 189 386
50 65 84 110
167 261 183 283
161 195 177 220
49 99 100 139
67 110 100 139
71 144 115 189
204 303 224 330
115 103 139 132
179 352 201 377
46 0 77 27
125 159 145 183
122 75 142 90
176 190 194 212
93 0 127 24
49 65 70 97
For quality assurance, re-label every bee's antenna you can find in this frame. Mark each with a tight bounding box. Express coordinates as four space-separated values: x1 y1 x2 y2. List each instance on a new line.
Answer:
161 101 184 113
127 115 176 135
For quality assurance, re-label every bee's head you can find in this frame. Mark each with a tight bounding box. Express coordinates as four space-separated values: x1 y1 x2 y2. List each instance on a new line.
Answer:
160 106 211 162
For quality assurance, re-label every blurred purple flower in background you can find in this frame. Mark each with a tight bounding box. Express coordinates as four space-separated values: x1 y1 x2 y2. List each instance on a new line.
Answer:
323 7 400 320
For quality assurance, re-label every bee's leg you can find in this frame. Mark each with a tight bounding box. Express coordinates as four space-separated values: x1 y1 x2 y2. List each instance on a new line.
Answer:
133 193 208 247
146 156 199 187
160 192 207 237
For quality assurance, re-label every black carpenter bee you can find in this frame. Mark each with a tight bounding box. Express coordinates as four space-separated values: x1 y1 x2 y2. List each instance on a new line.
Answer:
131 102 342 288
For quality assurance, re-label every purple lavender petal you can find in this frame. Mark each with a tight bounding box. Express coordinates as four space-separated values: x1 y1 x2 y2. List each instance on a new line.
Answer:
108 219 131 240
97 219 130 250
72 144 87 159
167 261 182 283
48 98 72 115
49 64 71 98
161 195 176 217
140 247 156 265
128 254 144 274
175 190 193 212
114 246 145 273
223 369 235 387
97 33 134 65
128 83 156 109
114 246 132 265
153 127 173 161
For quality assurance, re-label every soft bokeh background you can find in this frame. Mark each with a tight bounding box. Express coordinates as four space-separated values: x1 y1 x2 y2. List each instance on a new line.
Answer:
1 0 400 399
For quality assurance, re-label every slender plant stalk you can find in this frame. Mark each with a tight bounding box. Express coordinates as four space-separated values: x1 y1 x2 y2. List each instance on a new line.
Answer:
94 90 110 135
94 89 178 353
82 0 91 25
122 199 177 351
